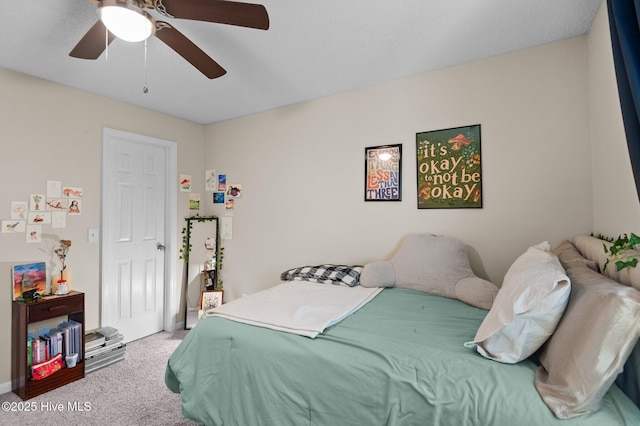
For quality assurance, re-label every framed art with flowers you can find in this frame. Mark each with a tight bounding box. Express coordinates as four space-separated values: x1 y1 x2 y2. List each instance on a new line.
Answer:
416 124 482 209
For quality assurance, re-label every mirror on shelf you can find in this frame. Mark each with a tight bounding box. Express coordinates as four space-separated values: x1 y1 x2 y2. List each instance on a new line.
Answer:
182 216 219 329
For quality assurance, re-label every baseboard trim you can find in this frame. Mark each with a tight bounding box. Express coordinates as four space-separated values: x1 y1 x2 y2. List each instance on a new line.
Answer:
174 321 185 330
0 380 12 395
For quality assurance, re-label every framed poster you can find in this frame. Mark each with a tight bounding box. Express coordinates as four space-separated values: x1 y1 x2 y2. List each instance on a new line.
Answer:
364 144 402 201
416 124 482 209
12 262 47 300
200 290 223 310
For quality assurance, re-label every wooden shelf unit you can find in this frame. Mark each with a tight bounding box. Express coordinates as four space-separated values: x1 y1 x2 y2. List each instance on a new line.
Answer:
11 291 85 400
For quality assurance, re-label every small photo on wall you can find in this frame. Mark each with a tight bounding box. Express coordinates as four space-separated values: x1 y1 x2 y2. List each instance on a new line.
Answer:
11 201 27 219
26 225 42 243
217 174 227 191
225 198 234 216
28 211 51 224
47 180 62 198
62 187 83 198
226 184 242 198
213 192 225 204
2 220 25 233
52 211 66 228
205 169 216 192
189 193 200 210
46 199 67 210
30 194 45 211
180 175 191 192
68 199 81 215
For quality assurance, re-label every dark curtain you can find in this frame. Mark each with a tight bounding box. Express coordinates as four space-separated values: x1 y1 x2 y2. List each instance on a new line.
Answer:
608 0 640 408
608 0 640 201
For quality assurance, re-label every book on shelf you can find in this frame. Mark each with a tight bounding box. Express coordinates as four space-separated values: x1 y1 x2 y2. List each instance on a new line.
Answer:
27 335 34 368
25 326 67 379
58 319 82 361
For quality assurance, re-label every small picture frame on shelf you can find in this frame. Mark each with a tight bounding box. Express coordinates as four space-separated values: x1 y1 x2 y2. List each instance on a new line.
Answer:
200 290 223 310
12 262 47 300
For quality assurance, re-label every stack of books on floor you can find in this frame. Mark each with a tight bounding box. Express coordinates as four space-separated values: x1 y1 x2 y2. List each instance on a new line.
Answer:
85 326 126 374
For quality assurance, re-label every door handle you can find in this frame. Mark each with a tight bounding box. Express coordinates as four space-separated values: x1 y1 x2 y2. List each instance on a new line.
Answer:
156 242 166 251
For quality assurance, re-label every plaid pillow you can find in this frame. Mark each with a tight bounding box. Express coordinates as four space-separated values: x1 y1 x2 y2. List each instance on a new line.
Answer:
280 264 363 287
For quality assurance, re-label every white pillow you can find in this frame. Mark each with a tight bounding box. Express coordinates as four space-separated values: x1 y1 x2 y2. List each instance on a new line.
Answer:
466 242 570 363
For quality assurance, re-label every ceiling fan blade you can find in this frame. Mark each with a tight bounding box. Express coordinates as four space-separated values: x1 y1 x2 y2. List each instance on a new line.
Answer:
160 0 269 30
69 20 115 59
154 22 226 79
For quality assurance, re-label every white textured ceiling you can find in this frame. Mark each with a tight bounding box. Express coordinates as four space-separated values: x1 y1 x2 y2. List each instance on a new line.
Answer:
0 0 602 125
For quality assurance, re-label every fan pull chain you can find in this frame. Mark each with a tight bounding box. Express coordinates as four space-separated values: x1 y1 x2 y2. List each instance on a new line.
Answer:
143 38 149 94
105 26 109 60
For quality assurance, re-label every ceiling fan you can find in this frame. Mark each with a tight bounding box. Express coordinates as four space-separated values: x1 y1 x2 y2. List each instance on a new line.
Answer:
69 0 269 79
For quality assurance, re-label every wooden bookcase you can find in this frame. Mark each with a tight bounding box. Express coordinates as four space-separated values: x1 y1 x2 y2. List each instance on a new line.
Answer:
11 291 85 400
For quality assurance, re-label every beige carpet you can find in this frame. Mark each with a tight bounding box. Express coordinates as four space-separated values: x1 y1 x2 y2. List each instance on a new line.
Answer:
0 329 200 425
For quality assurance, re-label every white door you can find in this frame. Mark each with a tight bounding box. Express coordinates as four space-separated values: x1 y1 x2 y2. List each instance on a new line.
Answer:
101 129 176 342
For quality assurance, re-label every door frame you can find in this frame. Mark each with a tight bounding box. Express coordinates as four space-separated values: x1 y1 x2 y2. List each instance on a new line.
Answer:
100 127 178 333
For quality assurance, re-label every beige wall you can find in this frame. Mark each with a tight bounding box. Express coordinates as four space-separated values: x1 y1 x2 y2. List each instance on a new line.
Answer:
204 35 594 301
1 0 637 394
588 2 640 236
0 68 205 387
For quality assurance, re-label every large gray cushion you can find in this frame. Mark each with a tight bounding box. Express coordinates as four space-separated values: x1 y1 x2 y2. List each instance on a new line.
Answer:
360 234 498 310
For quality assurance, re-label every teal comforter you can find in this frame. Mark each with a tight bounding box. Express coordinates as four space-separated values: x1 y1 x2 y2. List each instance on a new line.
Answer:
166 288 640 425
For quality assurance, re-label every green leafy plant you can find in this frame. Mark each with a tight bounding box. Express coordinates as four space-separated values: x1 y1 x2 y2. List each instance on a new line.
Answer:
603 233 640 272
179 220 193 262
179 216 223 289
179 215 213 262
216 246 225 290
591 232 614 243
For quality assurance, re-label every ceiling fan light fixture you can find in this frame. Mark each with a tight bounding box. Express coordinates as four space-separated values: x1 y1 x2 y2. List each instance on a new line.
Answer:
99 1 155 43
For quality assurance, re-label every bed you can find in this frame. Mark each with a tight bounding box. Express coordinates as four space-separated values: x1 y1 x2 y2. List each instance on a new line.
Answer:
166 234 640 425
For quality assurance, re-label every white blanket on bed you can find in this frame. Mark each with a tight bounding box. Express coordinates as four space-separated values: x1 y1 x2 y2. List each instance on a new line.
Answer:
205 280 383 338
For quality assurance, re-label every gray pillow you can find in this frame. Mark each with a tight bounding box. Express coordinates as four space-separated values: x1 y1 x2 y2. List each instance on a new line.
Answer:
360 234 498 310
535 241 640 418
552 240 598 271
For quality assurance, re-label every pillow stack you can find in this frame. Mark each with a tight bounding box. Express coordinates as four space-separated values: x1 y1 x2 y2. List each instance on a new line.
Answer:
535 240 640 418
468 239 640 418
